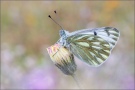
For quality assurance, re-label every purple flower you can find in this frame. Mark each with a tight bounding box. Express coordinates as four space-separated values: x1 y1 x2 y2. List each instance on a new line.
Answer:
22 67 57 89
122 76 134 89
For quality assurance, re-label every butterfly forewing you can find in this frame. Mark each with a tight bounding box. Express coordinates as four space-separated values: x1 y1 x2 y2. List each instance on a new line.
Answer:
69 27 120 50
67 34 111 66
94 27 120 50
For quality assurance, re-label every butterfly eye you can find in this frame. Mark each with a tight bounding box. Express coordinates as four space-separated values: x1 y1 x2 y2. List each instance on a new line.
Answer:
59 30 65 37
47 44 77 75
94 31 97 35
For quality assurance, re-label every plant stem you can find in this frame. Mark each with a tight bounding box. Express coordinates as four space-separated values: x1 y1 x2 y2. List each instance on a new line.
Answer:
71 74 81 89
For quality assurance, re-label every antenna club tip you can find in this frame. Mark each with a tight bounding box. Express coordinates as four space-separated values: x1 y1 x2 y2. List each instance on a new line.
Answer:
48 15 51 18
54 10 56 14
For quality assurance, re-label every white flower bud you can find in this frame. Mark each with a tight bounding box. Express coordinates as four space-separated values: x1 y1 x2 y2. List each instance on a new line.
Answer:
47 44 76 75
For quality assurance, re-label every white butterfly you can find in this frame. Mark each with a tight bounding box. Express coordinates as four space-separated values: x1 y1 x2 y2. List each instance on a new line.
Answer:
56 27 120 67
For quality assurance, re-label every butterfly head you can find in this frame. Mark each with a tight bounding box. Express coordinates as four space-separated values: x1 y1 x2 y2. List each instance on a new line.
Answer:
59 30 69 37
59 30 69 46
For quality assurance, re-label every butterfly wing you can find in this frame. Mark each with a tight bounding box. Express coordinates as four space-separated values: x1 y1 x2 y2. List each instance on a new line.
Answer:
69 27 120 50
66 27 120 66
66 34 111 66
94 27 120 50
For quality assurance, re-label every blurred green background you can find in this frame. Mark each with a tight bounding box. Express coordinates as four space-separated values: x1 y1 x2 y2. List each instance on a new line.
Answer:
1 1 134 89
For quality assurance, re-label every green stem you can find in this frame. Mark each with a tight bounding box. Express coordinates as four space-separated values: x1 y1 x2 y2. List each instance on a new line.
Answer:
71 74 82 89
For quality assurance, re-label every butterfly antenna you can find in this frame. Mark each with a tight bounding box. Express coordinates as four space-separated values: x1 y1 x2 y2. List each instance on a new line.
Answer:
54 10 57 14
48 15 63 30
54 10 59 20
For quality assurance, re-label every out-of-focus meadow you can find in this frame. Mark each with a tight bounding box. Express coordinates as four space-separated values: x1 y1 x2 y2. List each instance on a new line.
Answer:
1 1 134 89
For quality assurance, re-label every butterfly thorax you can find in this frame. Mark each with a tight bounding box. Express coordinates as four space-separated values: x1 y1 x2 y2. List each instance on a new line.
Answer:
58 30 69 46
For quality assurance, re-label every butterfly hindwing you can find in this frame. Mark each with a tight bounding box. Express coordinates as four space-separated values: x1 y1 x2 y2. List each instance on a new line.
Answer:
67 34 111 66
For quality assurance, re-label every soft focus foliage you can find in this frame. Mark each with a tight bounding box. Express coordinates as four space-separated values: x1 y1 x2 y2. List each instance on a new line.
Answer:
1 1 134 89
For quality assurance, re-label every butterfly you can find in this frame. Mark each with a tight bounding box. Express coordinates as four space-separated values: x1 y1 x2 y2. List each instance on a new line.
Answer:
47 12 120 87
47 12 120 72
56 27 120 67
